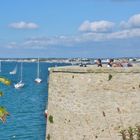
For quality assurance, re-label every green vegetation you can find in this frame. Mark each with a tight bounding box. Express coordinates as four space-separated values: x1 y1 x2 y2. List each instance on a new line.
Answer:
0 91 3 97
120 129 127 140
108 74 113 81
47 134 50 140
119 125 140 140
49 115 54 123
0 77 11 123
136 125 140 140
128 127 134 140
0 77 11 86
0 106 9 123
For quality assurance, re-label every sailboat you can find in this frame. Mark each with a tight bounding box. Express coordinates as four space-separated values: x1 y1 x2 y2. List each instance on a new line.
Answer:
10 65 17 75
14 62 24 89
35 58 42 83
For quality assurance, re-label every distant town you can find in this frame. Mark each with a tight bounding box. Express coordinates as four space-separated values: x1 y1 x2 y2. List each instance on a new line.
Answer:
0 57 140 64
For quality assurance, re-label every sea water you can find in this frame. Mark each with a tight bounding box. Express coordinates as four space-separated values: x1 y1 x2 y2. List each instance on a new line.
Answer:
0 62 70 140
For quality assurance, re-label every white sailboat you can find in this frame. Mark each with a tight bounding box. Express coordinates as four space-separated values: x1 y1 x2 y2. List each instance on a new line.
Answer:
14 62 24 89
35 58 42 83
10 65 17 75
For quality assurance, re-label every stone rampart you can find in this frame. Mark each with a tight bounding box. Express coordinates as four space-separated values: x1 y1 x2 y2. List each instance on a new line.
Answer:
46 66 140 140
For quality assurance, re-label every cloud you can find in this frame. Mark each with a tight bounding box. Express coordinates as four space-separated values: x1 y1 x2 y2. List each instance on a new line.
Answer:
9 21 39 29
129 14 140 28
5 28 140 50
107 28 140 39
79 28 140 41
5 13 140 50
79 20 115 32
120 14 140 29
6 42 18 49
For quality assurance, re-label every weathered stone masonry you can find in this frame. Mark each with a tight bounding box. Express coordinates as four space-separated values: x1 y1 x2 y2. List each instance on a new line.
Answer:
46 66 140 140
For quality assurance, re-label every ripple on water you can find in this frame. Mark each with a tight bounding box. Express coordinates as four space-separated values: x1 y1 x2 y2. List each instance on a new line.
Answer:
0 62 70 140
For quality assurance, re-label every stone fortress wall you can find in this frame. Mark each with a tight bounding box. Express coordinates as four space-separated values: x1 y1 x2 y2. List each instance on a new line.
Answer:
46 66 140 140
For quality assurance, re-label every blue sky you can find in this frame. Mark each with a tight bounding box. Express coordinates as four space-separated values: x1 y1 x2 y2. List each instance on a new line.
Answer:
0 0 140 58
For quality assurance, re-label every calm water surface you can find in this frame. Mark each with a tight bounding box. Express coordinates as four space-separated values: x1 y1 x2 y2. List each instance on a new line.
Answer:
0 62 70 140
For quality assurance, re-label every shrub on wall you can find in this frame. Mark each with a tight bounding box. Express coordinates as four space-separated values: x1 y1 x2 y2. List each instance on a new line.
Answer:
49 115 54 123
0 77 11 123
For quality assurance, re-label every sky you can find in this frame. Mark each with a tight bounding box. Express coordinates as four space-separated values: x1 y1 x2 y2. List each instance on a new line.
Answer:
0 0 140 58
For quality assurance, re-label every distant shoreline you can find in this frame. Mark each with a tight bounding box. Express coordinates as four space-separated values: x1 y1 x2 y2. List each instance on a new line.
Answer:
0 57 140 64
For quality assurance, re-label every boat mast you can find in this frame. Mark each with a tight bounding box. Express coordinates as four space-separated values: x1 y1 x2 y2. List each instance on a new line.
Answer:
21 62 23 82
15 65 17 72
37 58 40 78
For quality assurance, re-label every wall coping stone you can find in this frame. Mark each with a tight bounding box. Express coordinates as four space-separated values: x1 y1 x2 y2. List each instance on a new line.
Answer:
48 66 140 74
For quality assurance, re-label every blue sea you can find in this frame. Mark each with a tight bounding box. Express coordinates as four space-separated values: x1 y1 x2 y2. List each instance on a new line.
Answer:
0 62 70 140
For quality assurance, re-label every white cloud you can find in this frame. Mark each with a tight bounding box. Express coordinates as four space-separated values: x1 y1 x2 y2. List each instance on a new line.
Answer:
120 14 140 29
22 36 80 48
107 28 140 39
5 13 140 49
79 28 140 41
9 21 39 29
6 28 140 49
79 20 115 32
6 42 18 49
129 14 140 27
